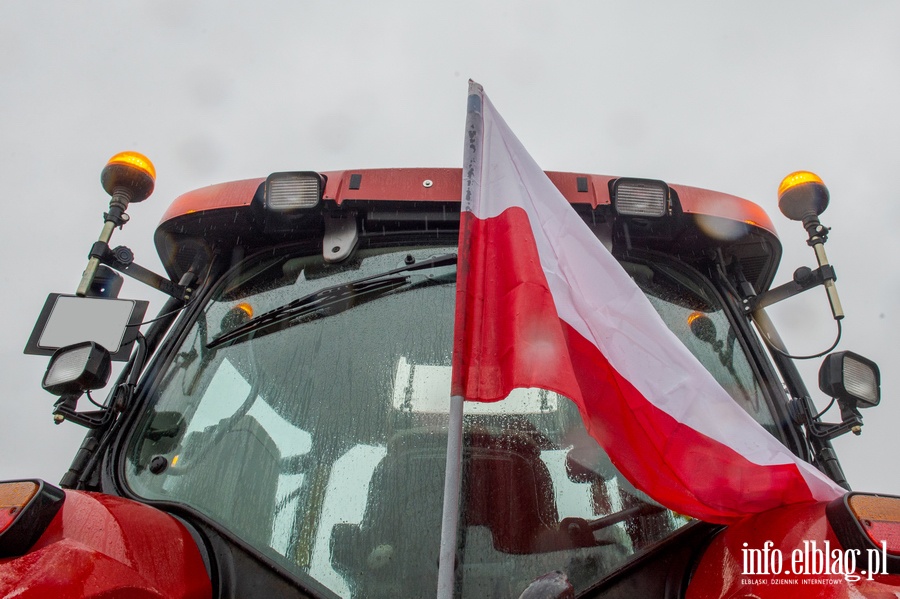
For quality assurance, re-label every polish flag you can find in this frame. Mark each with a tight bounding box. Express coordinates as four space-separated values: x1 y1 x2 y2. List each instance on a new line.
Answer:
451 82 845 524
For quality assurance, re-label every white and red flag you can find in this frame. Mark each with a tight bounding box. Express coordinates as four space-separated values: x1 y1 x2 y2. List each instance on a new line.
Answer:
451 81 844 525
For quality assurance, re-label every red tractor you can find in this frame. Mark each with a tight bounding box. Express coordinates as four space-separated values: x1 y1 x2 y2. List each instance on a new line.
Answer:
4 152 898 597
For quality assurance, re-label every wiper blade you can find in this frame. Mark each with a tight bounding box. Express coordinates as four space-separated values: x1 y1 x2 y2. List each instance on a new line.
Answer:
208 253 457 349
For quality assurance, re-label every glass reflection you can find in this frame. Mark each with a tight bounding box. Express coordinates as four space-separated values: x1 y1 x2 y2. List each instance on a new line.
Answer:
127 245 773 598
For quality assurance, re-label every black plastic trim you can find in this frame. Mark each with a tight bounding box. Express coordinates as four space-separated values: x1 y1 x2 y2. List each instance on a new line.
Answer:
581 520 721 598
0 479 65 558
826 492 900 575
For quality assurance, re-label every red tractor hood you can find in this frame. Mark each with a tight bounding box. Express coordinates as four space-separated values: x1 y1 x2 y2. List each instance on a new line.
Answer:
0 490 211 599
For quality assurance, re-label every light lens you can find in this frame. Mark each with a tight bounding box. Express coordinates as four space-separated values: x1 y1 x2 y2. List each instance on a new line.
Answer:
0 482 38 534
819 351 880 408
848 495 900 556
777 170 829 221
613 179 668 217
106 151 157 182
265 172 322 211
43 345 93 388
844 355 880 407
42 342 112 396
101 151 156 201
777 170 824 201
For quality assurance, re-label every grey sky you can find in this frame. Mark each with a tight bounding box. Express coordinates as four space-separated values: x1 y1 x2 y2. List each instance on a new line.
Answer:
2 2 897 496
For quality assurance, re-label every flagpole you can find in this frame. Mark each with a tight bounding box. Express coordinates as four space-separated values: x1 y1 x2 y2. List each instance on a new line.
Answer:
436 80 483 599
436 393 464 598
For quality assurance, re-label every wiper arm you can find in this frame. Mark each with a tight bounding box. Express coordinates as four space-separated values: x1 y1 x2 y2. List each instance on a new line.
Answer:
210 276 409 348
208 253 457 349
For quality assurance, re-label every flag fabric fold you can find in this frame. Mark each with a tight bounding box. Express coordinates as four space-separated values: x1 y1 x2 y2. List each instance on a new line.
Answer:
451 81 844 524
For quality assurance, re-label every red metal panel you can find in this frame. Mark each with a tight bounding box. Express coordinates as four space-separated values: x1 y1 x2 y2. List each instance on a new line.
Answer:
676 183 777 236
159 177 263 225
325 168 461 203
0 490 211 599
157 168 776 237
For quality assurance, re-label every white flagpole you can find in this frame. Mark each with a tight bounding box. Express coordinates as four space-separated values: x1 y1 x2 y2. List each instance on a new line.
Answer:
436 394 465 598
436 80 484 599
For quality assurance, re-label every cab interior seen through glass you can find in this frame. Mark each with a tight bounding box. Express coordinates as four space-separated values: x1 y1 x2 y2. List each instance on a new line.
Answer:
125 242 781 598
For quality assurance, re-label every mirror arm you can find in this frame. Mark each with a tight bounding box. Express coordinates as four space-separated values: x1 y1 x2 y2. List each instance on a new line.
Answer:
89 241 192 301
747 264 836 312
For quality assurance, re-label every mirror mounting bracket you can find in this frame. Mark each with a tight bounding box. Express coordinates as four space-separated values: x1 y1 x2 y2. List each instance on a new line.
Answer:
52 394 114 429
807 416 863 441
746 265 836 313
89 241 191 301
790 398 863 441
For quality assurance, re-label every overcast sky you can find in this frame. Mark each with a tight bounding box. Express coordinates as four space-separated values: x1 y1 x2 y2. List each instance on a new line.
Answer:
2 2 898 496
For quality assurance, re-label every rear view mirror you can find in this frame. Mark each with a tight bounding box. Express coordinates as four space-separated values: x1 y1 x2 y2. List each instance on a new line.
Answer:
24 294 148 361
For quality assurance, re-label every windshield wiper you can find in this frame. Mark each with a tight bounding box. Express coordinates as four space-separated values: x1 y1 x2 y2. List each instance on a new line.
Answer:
208 253 457 349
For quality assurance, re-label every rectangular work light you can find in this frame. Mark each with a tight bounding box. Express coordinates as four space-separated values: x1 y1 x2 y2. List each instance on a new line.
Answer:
611 178 670 218
264 172 324 212
42 341 111 397
819 350 881 408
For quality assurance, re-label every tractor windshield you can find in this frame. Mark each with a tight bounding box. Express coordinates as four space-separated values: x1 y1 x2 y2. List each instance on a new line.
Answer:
126 243 775 598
